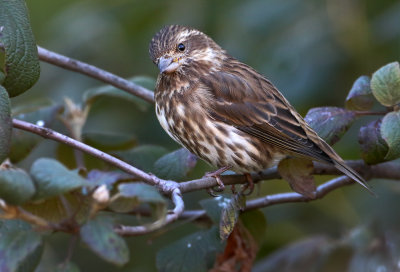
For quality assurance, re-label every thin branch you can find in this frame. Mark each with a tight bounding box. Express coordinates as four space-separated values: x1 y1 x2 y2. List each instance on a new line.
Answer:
115 188 185 236
178 160 400 193
353 110 389 116
245 176 352 210
178 175 379 221
12 119 176 193
37 46 155 103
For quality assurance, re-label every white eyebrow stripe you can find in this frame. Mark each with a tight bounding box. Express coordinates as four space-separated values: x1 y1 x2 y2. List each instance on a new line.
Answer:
176 29 201 41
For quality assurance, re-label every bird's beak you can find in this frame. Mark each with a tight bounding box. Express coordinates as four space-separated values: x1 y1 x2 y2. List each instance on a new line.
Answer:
158 56 180 74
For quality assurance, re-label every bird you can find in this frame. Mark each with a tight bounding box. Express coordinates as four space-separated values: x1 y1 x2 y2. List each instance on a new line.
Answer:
149 25 372 195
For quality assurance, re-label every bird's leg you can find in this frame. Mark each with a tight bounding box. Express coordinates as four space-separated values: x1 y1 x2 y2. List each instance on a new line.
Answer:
204 165 232 195
241 173 254 195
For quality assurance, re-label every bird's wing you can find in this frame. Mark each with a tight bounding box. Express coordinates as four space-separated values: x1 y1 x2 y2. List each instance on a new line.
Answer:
200 68 372 193
200 69 333 163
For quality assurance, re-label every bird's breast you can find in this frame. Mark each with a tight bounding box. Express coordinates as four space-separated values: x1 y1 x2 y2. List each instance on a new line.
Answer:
155 94 282 173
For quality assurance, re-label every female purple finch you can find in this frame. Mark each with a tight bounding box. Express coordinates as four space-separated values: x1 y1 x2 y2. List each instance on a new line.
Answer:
149 25 371 194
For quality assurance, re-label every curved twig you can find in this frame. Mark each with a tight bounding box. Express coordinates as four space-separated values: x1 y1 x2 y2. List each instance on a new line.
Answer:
115 188 184 236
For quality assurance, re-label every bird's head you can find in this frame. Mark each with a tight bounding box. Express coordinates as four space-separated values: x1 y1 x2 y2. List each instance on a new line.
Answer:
149 25 224 76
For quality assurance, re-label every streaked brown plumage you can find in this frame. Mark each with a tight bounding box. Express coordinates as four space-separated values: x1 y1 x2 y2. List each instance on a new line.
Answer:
149 25 371 193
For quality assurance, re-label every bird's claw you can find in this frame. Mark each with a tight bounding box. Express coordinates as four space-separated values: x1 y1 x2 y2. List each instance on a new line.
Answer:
204 166 232 197
241 173 254 195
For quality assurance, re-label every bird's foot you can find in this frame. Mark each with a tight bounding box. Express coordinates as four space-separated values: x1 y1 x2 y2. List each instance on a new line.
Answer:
204 165 232 196
241 173 254 195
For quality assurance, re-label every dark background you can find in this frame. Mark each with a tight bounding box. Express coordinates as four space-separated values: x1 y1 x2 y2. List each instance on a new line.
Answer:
15 0 400 271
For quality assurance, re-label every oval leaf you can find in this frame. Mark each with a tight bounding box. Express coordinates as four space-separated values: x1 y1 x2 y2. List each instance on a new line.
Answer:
156 227 224 272
0 219 43 272
0 0 40 97
0 86 11 163
358 119 389 165
305 107 356 145
30 158 88 200
371 62 400 107
278 157 316 198
0 166 35 205
380 111 400 160
153 148 197 181
80 215 129 266
345 76 374 111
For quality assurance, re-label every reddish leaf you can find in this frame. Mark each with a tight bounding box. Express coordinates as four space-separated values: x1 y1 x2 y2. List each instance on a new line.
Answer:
211 222 258 272
345 75 374 111
278 158 316 198
358 119 389 165
305 107 356 145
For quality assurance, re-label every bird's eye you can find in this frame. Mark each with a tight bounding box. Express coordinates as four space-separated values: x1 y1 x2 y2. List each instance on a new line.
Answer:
177 43 185 52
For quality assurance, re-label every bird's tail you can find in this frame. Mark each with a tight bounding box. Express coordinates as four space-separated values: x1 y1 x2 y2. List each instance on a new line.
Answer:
333 160 375 196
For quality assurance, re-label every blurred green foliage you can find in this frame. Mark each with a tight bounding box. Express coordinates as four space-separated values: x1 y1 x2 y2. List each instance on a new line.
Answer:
3 0 400 271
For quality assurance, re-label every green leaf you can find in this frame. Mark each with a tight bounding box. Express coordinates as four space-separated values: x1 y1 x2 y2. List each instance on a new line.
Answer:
80 215 129 266
110 182 166 213
219 193 246 240
82 76 155 111
114 145 168 172
345 76 374 111
380 111 400 160
153 148 197 181
278 158 316 198
82 131 136 152
30 158 88 200
0 0 40 97
0 219 43 272
199 195 232 224
10 102 63 163
156 227 224 272
305 107 356 145
240 210 267 245
0 86 11 163
0 166 35 205
358 119 389 165
371 62 400 107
